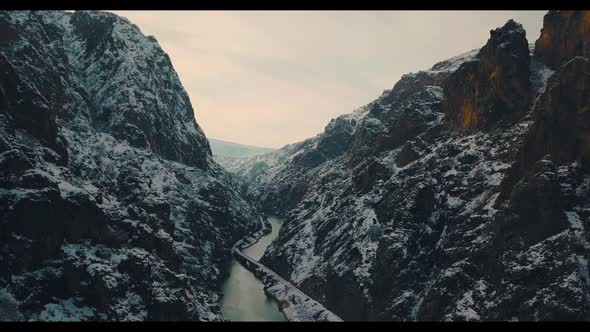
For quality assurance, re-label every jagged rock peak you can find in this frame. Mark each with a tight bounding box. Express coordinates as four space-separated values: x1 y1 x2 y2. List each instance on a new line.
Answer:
442 19 531 133
70 11 212 169
478 19 529 61
534 10 590 69
1 10 212 170
486 19 525 40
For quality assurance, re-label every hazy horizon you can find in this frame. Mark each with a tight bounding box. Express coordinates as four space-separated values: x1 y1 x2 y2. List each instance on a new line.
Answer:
208 136 277 150
113 11 545 148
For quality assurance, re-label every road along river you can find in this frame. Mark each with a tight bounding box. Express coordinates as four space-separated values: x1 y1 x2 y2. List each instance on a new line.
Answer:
220 216 287 321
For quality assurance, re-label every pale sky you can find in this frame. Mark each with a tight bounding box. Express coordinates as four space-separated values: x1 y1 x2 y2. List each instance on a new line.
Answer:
113 11 546 148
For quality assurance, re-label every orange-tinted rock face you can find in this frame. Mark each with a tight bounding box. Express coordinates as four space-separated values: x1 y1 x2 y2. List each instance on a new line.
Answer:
534 10 590 69
442 20 531 133
459 100 478 129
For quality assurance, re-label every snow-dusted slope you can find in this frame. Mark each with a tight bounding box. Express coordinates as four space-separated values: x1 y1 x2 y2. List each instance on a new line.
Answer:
238 15 590 321
0 11 259 321
232 47 479 214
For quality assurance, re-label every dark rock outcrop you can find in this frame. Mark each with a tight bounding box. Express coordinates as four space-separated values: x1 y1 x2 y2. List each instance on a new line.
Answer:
521 56 590 170
534 10 590 69
499 48 590 203
443 20 531 132
497 157 569 249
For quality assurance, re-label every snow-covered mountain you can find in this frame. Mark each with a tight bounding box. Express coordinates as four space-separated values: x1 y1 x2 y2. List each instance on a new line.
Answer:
0 11 260 321
235 12 590 321
2 9 589 322
209 138 275 171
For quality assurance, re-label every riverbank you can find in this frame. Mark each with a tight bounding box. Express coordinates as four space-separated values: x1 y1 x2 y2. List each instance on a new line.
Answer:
232 217 343 322
220 217 287 321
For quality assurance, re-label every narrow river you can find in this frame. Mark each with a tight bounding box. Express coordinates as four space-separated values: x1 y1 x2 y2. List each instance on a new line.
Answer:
220 216 287 321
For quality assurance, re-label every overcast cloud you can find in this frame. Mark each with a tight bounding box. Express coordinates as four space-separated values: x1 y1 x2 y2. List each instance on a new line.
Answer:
113 11 545 148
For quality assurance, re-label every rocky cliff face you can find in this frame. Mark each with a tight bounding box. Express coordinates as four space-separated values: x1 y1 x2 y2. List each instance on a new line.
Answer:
443 19 531 133
0 11 259 321
235 12 590 321
534 10 590 70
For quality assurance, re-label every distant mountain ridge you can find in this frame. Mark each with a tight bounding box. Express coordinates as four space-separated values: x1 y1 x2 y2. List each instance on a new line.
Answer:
209 138 276 171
